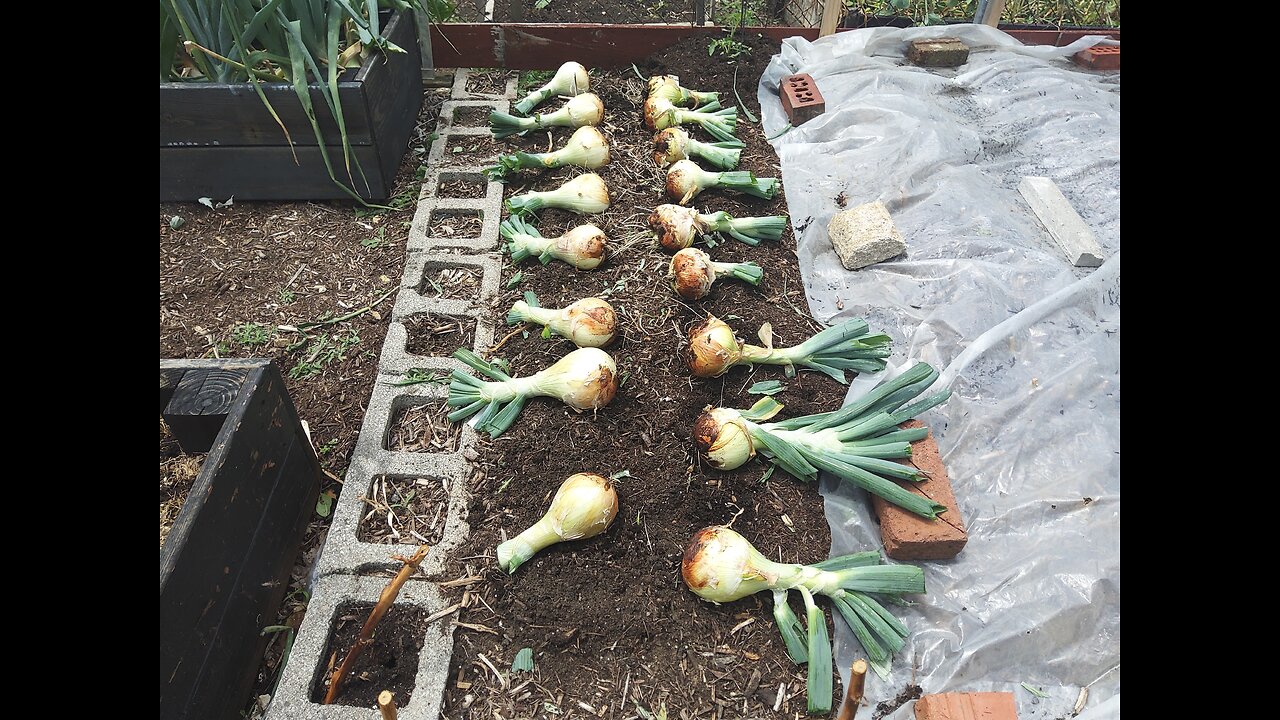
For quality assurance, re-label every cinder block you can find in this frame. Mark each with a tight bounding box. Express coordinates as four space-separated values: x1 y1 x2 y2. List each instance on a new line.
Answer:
914 692 1017 720
872 421 968 561
781 73 825 125
1018 176 1106 267
1073 45 1120 71
906 38 970 67
264 574 456 720
439 100 503 136
828 200 906 270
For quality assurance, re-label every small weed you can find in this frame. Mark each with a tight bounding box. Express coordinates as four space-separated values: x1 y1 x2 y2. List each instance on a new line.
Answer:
232 322 271 346
386 368 448 387
362 227 387 249
278 288 297 304
288 328 361 379
517 69 555 95
319 438 340 454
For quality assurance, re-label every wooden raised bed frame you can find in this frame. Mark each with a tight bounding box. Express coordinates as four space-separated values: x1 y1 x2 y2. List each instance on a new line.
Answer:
159 359 321 720
159 10 422 202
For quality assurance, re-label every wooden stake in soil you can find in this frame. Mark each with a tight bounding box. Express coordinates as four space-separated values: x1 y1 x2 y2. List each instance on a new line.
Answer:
322 545 430 704
377 690 398 720
836 659 868 720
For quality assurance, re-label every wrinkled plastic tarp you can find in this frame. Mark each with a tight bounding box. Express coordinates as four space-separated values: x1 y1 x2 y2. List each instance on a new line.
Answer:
755 25 1120 719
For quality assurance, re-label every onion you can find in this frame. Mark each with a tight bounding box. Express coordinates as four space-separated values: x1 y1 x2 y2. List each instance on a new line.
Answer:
501 215 608 270
680 525 925 706
665 159 779 205
508 295 618 348
490 93 605 139
690 362 954 519
513 61 590 116
684 314 890 381
648 204 788 251
496 473 618 573
487 126 610 179
643 97 739 143
652 128 742 170
647 74 720 108
448 347 619 436
506 172 610 216
668 248 763 300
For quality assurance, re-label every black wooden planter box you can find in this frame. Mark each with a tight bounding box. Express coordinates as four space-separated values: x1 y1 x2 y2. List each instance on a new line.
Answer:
160 359 321 720
159 10 422 202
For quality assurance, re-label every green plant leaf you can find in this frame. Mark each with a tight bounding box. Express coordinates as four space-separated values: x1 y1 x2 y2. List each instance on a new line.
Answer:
512 647 534 672
316 490 335 517
748 380 785 396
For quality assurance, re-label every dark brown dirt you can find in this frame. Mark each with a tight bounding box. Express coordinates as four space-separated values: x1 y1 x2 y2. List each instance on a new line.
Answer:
404 313 478 357
421 263 484 301
453 105 493 126
357 475 452 544
442 134 501 167
465 69 516 96
160 419 204 548
442 34 858 719
874 684 924 719
310 602 434 707
160 85 450 718
429 209 486 238
386 402 464 453
439 177 489 199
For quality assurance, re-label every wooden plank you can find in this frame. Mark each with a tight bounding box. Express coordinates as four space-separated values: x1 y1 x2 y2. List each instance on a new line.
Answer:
819 0 843 37
974 0 1008 26
159 80 369 147
160 367 186 415
159 143 389 202
428 24 1117 69
366 9 424 195
160 362 321 720
164 367 249 452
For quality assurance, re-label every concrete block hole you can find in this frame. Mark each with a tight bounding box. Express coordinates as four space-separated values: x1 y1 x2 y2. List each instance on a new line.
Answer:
308 600 430 707
451 105 492 126
383 394 462 454
427 207 485 239
418 260 483 302
356 474 451 545
440 135 498 167
401 312 477 357
435 171 489 200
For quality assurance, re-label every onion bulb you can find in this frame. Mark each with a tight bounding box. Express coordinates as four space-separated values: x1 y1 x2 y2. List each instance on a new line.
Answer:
652 128 742 170
690 361 955 520
684 314 890 381
501 215 607 270
506 172 610 216
668 248 763 300
648 203 787 251
680 525 925 705
513 61 590 116
448 347 618 437
666 159 779 205
508 294 618 348
496 473 618 573
643 97 739 143
487 126 610 179
647 74 719 108
490 93 604 139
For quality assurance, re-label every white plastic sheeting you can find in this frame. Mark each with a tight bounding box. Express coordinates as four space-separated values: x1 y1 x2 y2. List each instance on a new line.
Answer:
755 25 1120 718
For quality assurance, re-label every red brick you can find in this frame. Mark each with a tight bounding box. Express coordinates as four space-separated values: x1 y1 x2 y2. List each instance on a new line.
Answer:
1073 45 1120 71
780 73 825 125
870 421 968 561
914 692 1017 720
906 38 970 67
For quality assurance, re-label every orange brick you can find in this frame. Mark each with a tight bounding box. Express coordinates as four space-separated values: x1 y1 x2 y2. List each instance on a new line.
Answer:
915 692 1017 720
870 421 968 560
1073 45 1120 71
780 73 825 125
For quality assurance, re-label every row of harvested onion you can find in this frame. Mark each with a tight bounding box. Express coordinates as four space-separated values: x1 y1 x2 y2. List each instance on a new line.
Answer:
464 63 948 714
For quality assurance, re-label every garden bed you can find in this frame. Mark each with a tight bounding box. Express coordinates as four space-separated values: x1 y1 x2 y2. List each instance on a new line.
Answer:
440 34 853 718
160 419 204 547
159 83 448 719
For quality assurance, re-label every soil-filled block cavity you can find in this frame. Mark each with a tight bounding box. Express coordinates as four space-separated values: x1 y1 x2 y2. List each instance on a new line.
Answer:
384 397 461 453
402 313 477 357
440 135 497 167
451 105 492 127
309 601 432 706
435 171 489 200
419 262 483 302
465 69 515 97
427 208 485 239
356 474 451 545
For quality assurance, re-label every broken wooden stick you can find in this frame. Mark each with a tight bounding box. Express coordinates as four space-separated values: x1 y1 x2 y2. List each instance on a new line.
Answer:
377 690 398 720
322 545 430 704
836 659 868 720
